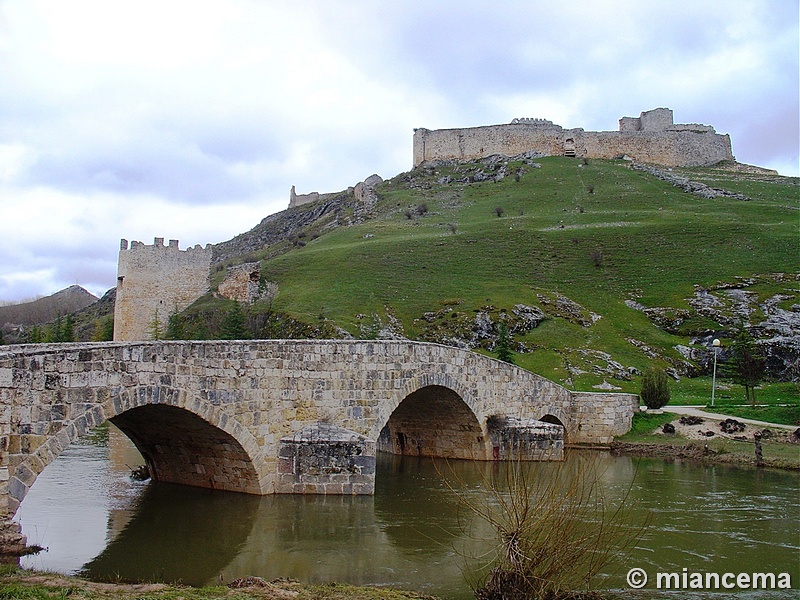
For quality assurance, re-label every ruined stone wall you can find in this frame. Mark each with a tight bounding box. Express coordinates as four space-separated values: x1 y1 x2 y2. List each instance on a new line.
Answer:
289 185 333 209
114 238 212 341
414 108 733 168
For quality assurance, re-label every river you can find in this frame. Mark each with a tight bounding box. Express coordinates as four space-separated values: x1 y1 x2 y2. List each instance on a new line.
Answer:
14 424 799 599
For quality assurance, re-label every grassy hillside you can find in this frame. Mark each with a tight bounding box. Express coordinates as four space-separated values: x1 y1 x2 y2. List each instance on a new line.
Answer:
196 157 798 399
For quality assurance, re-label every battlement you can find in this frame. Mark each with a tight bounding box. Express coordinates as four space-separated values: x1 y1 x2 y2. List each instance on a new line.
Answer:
510 117 560 128
119 237 210 252
414 107 733 168
114 237 213 341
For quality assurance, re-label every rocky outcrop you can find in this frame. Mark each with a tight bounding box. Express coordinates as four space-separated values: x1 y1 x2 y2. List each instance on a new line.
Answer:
631 163 749 200
416 303 547 350
628 274 799 381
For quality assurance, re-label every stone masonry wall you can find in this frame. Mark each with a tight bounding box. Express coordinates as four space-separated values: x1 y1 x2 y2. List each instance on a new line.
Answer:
0 340 637 520
571 391 640 444
114 238 212 341
414 108 733 168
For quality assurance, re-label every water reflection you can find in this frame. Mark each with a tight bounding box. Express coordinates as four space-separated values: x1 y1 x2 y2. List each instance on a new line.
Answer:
14 425 800 599
81 483 261 585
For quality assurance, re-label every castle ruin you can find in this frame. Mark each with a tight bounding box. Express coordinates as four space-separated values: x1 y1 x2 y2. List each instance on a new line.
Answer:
413 108 733 167
114 238 212 341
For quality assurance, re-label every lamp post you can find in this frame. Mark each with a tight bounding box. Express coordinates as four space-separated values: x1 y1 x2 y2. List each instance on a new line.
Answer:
711 338 720 408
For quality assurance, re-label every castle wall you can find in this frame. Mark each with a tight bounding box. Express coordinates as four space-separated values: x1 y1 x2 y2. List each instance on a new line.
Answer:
413 124 568 165
580 131 733 166
414 109 733 168
113 238 212 341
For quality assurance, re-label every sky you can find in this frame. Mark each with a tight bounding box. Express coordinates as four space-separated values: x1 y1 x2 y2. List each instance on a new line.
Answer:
0 0 797 303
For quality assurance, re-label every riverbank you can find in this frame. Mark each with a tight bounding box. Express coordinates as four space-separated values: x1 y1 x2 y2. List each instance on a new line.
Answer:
611 408 800 470
0 566 441 599
0 567 632 600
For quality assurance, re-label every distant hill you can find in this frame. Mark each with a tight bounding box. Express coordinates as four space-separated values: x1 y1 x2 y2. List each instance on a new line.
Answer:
0 285 98 326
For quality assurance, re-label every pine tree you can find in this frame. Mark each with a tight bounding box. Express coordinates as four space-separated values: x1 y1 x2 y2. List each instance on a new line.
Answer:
61 314 74 342
166 308 183 340
495 322 515 364
92 316 114 341
29 325 43 343
220 302 248 340
148 309 164 340
46 316 62 343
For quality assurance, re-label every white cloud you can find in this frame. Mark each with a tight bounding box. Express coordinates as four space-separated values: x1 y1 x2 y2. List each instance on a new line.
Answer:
0 0 796 303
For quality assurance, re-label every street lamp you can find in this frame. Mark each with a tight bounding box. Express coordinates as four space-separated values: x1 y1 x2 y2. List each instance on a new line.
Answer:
711 338 721 407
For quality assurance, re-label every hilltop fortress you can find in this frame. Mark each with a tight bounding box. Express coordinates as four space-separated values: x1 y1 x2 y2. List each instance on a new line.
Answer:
114 107 737 342
413 107 733 168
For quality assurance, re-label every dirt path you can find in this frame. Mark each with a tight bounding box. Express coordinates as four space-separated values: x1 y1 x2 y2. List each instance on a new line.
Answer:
666 405 797 430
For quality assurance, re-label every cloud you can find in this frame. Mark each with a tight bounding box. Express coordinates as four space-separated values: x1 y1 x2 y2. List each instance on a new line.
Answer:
0 0 796 303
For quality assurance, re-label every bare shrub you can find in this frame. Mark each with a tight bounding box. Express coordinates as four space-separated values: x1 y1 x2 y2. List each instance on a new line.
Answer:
447 223 458 234
416 203 429 216
590 250 603 267
404 209 414 220
444 455 647 600
495 206 505 217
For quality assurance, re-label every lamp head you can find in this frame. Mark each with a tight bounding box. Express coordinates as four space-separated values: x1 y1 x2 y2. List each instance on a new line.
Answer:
712 338 721 347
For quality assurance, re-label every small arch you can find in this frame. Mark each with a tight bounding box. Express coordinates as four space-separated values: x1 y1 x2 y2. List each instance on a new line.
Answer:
539 413 568 443
376 385 487 460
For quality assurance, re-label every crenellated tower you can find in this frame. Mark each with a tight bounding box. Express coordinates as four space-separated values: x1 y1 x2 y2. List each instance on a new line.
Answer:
113 237 212 341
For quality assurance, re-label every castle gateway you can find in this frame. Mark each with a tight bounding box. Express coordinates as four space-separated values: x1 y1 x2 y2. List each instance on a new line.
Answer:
413 108 733 168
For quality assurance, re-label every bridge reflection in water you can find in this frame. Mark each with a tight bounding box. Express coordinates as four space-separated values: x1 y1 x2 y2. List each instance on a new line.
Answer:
16 425 800 600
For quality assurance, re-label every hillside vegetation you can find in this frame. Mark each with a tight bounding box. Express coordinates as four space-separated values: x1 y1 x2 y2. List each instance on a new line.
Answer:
179 157 798 401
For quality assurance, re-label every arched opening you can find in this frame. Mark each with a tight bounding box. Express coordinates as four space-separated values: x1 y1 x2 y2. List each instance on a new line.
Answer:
377 385 486 460
111 405 261 494
539 414 567 443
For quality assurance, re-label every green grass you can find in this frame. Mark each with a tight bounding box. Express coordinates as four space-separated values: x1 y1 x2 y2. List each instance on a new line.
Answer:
706 404 800 427
207 158 798 392
618 412 679 438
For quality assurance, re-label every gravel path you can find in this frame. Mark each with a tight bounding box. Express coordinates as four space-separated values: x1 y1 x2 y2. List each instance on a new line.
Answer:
661 405 796 431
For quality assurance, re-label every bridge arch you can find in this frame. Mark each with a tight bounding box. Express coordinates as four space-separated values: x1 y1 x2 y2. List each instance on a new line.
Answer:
374 375 489 460
6 385 269 517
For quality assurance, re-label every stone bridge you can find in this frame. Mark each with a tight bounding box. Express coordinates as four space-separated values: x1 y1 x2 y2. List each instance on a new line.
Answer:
0 339 636 548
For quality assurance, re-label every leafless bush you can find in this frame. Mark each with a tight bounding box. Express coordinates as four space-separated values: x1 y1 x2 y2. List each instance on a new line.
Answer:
416 203 429 216
443 455 647 600
495 206 505 217
590 250 603 267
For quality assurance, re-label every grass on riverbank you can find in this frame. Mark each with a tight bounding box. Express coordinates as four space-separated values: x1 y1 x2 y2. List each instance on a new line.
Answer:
0 567 641 600
0 566 439 600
